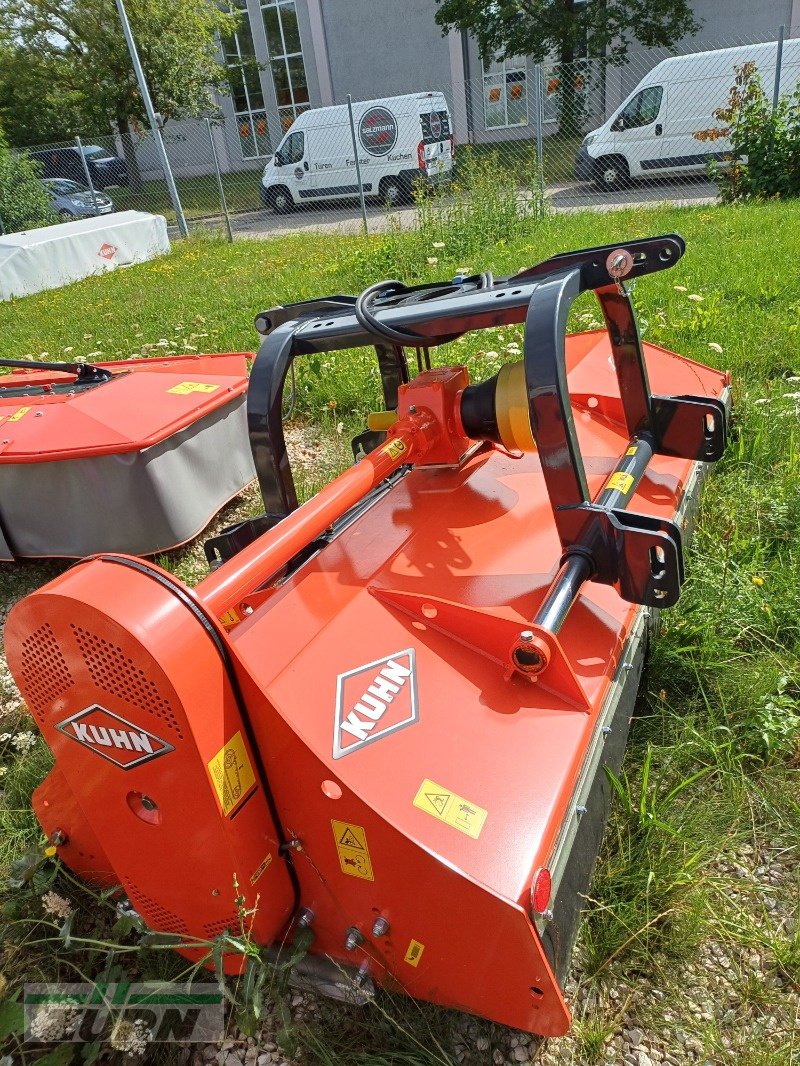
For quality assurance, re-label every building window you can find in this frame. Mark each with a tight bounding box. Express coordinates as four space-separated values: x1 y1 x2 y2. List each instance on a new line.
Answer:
222 2 270 159
483 57 528 130
261 0 310 133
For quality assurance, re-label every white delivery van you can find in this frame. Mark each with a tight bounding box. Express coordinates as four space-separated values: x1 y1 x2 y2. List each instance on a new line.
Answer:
575 39 800 189
260 92 454 212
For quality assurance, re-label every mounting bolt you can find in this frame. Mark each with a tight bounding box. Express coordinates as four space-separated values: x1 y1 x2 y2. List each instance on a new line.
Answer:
344 927 364 951
297 907 315 929
576 805 588 816
540 908 554 922
354 960 371 987
602 726 612 736
371 916 390 938
49 829 68 847
408 404 417 414
519 630 534 643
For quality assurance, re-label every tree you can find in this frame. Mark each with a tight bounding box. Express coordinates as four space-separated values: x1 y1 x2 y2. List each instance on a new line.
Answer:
434 0 701 130
0 0 239 182
0 125 55 233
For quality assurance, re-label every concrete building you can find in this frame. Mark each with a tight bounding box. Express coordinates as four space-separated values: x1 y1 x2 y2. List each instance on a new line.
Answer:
139 0 800 177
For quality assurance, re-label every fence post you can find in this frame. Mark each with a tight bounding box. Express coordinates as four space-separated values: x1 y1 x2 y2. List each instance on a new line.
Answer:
114 0 188 237
533 64 545 203
346 94 369 235
205 118 233 243
772 24 786 112
75 136 102 216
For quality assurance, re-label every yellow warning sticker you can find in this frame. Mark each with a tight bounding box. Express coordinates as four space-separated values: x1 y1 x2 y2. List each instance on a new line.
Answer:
625 445 638 456
382 438 407 460
413 779 488 839
8 406 31 423
250 852 273 885
404 939 425 967
208 731 257 816
606 471 634 494
331 819 374 881
167 381 220 395
219 607 241 629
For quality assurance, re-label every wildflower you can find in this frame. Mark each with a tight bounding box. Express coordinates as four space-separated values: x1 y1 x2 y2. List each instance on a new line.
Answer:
39 352 49 359
0 765 7 778
426 257 438 265
86 352 103 359
432 241 445 249
484 351 498 359
328 400 337 409
673 285 687 292
751 575 764 586
336 422 344 435
83 334 92 340
658 689 667 701
29 1003 79 1041
62 346 74 353
41 891 72 919
0 733 11 742
110 1018 153 1056
11 731 37 752
687 294 704 302
708 342 723 353
456 267 471 275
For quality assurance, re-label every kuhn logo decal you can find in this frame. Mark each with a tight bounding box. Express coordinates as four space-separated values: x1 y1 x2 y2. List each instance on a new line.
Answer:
333 649 417 759
55 705 174 769
98 242 117 260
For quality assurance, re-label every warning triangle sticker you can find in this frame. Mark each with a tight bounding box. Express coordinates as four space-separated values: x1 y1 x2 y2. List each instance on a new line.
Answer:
338 827 363 849
425 792 450 815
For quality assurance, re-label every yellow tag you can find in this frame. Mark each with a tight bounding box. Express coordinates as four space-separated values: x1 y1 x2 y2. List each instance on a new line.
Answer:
9 406 31 423
413 778 488 839
404 939 425 967
168 381 219 395
250 853 273 885
606 472 634 494
382 438 407 460
208 731 256 816
219 608 241 629
625 445 638 456
331 820 374 881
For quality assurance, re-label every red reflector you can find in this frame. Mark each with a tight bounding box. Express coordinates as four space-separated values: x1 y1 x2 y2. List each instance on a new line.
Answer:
417 140 426 169
531 867 552 914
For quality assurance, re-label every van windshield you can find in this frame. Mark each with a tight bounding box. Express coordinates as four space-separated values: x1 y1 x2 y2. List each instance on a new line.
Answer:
276 131 304 165
617 86 663 129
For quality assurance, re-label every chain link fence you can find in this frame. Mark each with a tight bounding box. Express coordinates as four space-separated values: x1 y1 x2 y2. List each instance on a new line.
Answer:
11 30 799 241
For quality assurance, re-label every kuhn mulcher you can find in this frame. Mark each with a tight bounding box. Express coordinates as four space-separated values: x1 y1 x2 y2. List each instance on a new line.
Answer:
6 236 729 1037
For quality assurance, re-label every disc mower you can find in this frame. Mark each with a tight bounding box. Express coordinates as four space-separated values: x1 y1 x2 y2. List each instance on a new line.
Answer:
5 236 730 1037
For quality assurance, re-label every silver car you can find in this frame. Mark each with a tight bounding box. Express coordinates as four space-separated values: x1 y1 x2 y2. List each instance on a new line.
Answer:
42 178 115 221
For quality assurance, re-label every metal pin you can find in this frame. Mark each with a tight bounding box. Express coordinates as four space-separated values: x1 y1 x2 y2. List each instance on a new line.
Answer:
297 907 315 929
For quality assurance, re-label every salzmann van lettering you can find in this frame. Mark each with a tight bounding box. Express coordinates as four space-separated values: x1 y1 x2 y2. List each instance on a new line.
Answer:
575 39 800 190
261 92 454 214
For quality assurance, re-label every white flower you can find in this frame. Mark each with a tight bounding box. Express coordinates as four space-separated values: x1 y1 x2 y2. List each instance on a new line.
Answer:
0 733 11 742
110 1018 153 1056
673 285 687 292
708 342 723 354
11 731 37 752
42 891 72 919
336 421 344 435
432 241 445 249
62 346 74 353
687 294 704 302
484 351 498 359
426 257 438 265
29 1003 79 1041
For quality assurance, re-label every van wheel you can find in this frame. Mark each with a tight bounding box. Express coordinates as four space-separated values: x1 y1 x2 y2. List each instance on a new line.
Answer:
595 156 631 191
268 186 294 214
379 176 410 207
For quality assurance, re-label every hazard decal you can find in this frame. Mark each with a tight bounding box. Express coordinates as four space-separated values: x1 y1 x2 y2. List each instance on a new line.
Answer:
413 778 488 839
208 731 257 816
333 649 418 760
167 381 220 395
55 705 174 770
404 939 425 967
331 820 374 880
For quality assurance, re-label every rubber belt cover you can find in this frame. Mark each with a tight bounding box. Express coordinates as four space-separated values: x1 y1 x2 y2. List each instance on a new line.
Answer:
495 361 536 452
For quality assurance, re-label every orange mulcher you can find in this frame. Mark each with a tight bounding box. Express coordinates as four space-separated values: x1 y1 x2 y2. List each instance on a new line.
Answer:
5 236 729 1036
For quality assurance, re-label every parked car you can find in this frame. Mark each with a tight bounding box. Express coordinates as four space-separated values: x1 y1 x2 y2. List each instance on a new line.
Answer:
29 145 128 189
575 38 800 190
41 178 115 220
261 92 455 213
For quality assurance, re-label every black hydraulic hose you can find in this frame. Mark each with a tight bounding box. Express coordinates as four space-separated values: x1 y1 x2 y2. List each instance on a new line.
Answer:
0 357 113 383
354 280 431 347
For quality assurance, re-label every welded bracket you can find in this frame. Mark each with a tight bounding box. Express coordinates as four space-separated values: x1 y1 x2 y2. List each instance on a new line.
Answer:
370 587 590 711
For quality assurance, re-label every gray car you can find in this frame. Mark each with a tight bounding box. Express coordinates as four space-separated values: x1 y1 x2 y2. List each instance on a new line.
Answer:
41 178 115 221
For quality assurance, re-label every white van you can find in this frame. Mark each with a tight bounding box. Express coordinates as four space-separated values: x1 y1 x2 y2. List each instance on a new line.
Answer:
260 92 454 213
575 39 800 189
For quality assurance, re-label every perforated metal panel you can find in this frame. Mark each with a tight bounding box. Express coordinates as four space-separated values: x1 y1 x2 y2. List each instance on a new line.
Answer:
203 916 238 939
122 877 190 936
70 625 184 739
19 622 74 723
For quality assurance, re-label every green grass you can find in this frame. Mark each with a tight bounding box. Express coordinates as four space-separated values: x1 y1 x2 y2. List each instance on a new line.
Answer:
463 131 585 185
2 200 800 1063
111 168 264 223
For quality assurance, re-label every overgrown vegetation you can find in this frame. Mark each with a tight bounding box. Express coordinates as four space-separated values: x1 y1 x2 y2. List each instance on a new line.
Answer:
0 127 54 234
1 201 800 1064
695 61 800 202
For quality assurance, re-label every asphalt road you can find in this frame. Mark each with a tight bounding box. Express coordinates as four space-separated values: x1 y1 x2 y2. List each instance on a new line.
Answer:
181 174 718 241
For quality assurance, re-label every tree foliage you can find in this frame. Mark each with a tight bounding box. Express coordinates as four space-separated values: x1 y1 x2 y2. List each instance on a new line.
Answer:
433 0 701 65
0 0 239 147
0 125 55 233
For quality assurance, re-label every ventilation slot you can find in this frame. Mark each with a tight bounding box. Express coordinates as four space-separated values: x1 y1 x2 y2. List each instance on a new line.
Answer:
203 916 237 939
70 626 184 739
20 623 74 723
122 878 190 936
